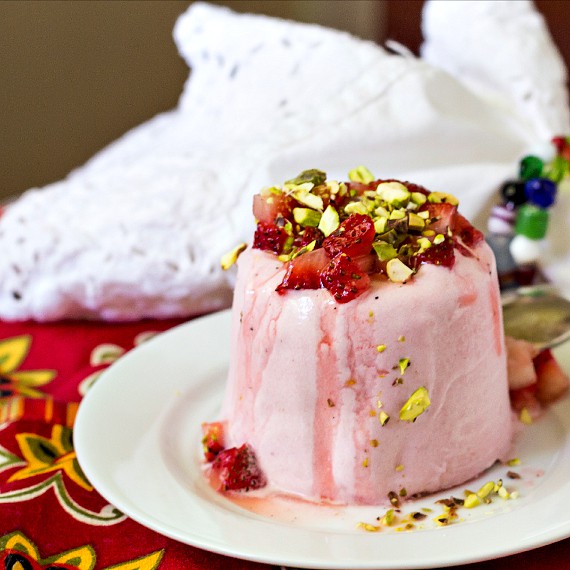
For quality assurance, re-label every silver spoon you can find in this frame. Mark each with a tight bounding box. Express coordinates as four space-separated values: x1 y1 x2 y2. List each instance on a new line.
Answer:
502 285 570 350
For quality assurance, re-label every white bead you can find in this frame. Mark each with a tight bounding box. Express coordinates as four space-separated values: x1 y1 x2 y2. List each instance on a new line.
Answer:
509 234 543 265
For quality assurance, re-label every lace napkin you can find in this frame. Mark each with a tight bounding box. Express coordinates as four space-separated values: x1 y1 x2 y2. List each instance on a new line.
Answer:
0 0 568 321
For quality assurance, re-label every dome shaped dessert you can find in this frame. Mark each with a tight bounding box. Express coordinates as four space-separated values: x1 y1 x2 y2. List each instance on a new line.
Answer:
206 168 513 505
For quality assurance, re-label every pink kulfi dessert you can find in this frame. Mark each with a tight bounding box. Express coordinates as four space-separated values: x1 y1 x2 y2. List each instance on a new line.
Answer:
207 168 513 505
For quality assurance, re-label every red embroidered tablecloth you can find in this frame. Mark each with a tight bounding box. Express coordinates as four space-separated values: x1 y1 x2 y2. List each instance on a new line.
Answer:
1 317 569 570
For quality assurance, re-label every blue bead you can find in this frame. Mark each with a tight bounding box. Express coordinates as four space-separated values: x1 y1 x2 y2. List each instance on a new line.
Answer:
524 178 557 208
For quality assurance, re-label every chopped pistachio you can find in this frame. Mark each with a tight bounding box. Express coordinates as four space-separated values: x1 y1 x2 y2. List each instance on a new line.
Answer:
408 212 426 231
417 237 432 254
389 209 407 220
433 233 445 245
293 207 322 227
428 191 459 206
422 229 435 236
386 258 413 283
376 182 411 207
507 458 521 466
519 407 533 425
370 439 379 447
395 464 404 472
380 508 396 526
362 457 369 468
417 210 430 219
379 411 390 425
220 242 247 270
318 204 340 237
356 522 381 532
476 481 495 499
464 493 481 508
375 205 390 218
398 335 406 342
411 192 427 205
289 240 317 261
398 358 410 374
399 386 430 422
369 410 377 417
373 242 398 262
345 379 356 387
376 344 387 353
290 187 324 211
374 216 388 234
348 165 375 184
497 486 510 499
344 201 369 215
286 169 326 187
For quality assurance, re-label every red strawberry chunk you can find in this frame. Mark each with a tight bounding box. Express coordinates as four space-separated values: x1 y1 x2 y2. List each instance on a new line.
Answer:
534 349 570 405
323 214 375 258
252 192 293 223
276 248 330 293
453 213 484 248
201 421 225 462
253 221 289 254
411 236 455 269
320 253 370 303
211 444 267 492
420 203 457 235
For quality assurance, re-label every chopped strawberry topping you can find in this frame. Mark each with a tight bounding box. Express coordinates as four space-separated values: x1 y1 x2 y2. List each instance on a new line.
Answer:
252 192 293 223
201 421 225 462
420 202 457 235
277 248 330 292
211 444 267 492
320 253 371 303
323 214 375 258
253 221 289 254
453 213 484 248
412 236 455 268
534 349 570 405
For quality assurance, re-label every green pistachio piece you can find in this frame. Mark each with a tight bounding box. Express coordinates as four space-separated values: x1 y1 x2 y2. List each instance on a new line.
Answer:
374 216 388 234
348 165 375 184
344 201 369 215
417 237 432 254
408 212 426 231
433 234 445 245
427 191 459 206
220 242 247 270
398 358 410 374
411 192 427 205
399 386 431 422
374 205 390 218
389 209 407 220
290 188 324 211
318 204 340 237
386 258 413 283
286 169 327 187
373 242 398 261
376 182 411 207
293 207 322 227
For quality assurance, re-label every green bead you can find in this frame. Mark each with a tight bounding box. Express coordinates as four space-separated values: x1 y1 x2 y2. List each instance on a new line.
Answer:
519 155 544 180
514 204 549 239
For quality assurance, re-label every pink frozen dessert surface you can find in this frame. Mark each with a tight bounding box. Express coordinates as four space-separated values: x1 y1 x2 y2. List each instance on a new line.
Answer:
221 242 513 505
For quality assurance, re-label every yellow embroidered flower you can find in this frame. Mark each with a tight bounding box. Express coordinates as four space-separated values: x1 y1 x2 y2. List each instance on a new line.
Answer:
8 425 92 491
0 335 56 399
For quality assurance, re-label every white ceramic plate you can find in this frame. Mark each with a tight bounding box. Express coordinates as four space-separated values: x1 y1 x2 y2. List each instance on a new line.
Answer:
75 310 570 569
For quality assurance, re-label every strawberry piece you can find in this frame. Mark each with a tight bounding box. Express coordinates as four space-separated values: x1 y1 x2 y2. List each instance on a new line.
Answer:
201 421 225 462
276 248 330 293
505 336 538 391
253 221 289 254
322 214 375 258
294 226 324 249
534 349 570 405
320 253 370 303
420 203 457 235
252 192 293 223
453 213 484 248
411 236 455 269
211 443 267 492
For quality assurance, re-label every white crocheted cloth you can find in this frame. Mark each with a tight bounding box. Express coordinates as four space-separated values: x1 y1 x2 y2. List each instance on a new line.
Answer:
0 0 568 321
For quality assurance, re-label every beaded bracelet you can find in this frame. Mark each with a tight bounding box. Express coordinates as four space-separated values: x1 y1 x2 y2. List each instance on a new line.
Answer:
486 136 570 289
